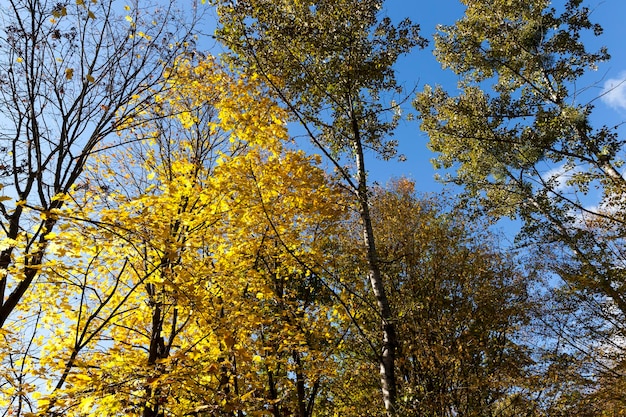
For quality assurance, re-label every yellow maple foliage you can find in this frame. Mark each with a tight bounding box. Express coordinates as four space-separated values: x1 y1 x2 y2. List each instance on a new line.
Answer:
2 53 347 416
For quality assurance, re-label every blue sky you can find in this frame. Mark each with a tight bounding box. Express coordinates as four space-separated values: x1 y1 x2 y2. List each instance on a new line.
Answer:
363 0 626 196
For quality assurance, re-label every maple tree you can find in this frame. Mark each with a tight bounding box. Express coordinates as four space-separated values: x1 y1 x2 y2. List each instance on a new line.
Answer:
0 1 199 413
1 51 348 417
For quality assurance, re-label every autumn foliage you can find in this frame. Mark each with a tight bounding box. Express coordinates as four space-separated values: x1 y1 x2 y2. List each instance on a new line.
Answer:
1 0 624 416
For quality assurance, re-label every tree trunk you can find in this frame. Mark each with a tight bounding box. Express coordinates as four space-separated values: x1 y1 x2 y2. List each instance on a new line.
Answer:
350 104 397 415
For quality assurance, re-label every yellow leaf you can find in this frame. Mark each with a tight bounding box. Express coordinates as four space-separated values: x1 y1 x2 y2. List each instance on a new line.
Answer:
79 397 94 414
0 238 17 252
69 373 92 382
125 15 133 22
36 397 51 409
87 10 95 19
86 74 95 83
76 0 84 5
0 196 11 202
240 390 255 401
51 193 64 202
65 68 74 80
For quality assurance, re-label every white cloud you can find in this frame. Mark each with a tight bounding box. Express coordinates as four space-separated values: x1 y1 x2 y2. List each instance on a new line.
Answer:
541 163 579 193
601 71 626 111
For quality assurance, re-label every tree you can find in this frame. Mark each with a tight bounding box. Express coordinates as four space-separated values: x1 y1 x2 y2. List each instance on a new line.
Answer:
319 180 540 417
0 0 198 333
5 53 347 417
414 0 626 411
372 181 536 417
211 1 426 413
0 1 198 413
